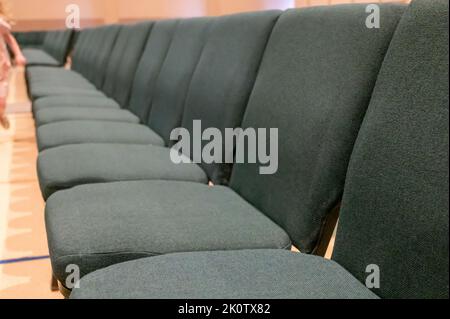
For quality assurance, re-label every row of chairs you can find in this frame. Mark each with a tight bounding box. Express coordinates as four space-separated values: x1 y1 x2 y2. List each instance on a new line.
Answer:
13 30 47 49
25 0 448 299
21 29 74 67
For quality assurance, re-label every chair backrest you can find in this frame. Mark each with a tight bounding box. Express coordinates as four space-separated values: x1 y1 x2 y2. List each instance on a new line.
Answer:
43 30 73 64
72 25 121 89
70 28 93 72
71 28 98 74
86 25 122 89
13 31 47 48
147 17 212 145
180 11 281 185
229 4 406 253
127 20 179 122
333 0 449 299
101 22 153 107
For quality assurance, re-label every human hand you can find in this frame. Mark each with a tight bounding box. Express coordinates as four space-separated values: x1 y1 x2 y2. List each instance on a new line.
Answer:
15 54 27 66
0 18 11 35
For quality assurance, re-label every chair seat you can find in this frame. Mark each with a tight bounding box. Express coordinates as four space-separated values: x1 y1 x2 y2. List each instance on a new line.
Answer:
35 107 140 126
27 69 94 87
29 86 102 100
33 96 121 114
27 67 85 82
69 250 377 299
46 181 292 283
38 143 208 199
36 121 165 151
23 48 60 66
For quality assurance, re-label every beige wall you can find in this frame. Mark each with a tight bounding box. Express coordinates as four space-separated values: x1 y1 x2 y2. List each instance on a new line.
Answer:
9 0 410 31
10 0 106 30
117 0 206 21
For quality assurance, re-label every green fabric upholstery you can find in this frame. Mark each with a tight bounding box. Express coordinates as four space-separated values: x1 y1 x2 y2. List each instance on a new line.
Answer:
34 14 279 197
76 25 121 89
101 22 153 107
147 17 212 144
27 26 121 100
23 49 60 67
229 4 406 254
30 87 103 100
26 67 86 84
42 30 73 64
38 1 448 300
23 30 73 66
333 0 449 299
35 108 139 126
13 31 46 48
27 68 96 94
127 20 179 122
32 23 152 126
38 144 207 200
35 18 211 196
180 11 281 185
70 250 378 299
36 121 165 151
45 181 291 283
33 96 121 115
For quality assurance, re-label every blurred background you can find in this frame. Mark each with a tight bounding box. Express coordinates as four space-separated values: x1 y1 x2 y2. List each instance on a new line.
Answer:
10 0 410 31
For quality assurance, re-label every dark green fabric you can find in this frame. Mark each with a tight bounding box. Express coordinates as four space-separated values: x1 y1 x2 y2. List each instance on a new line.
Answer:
42 30 73 64
38 144 208 200
70 250 378 299
147 17 212 145
71 26 104 85
35 13 279 200
30 87 103 100
70 28 94 74
229 4 406 254
127 20 178 122
35 108 139 126
333 0 449 299
33 96 121 115
23 30 72 66
27 66 99 101
13 31 46 48
78 25 121 89
26 67 95 89
37 121 164 151
45 181 291 282
180 11 281 185
101 22 153 107
23 49 60 66
26 67 86 83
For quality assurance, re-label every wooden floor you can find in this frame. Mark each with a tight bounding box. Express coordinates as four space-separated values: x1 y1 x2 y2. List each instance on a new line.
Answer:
0 67 62 299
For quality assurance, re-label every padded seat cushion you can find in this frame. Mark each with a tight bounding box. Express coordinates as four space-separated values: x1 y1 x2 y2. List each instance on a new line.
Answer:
27 69 94 88
27 76 93 86
37 121 165 151
33 96 121 114
70 250 377 299
29 86 104 100
23 48 60 66
26 67 85 81
35 107 140 126
46 181 291 283
38 144 208 200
